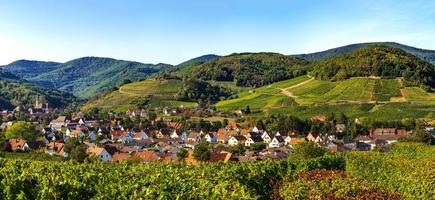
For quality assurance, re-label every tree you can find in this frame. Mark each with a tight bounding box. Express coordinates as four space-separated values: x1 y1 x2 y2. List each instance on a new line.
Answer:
229 144 245 156
289 141 328 161
70 144 88 162
250 143 266 151
4 121 36 141
193 141 211 161
245 105 251 114
148 112 157 121
176 148 188 161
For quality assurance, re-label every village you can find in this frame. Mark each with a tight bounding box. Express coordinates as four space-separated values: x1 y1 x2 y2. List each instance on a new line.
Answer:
1 98 431 164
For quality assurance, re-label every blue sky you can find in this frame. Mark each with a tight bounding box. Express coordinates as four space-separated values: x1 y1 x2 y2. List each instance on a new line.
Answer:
0 0 434 65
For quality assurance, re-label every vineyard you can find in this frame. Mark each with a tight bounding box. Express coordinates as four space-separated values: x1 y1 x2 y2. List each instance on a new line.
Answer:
0 143 433 199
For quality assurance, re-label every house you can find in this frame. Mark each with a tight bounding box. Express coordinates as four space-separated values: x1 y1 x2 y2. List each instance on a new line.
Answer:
50 116 67 131
111 130 132 142
186 132 201 142
131 151 161 163
87 147 112 162
203 132 217 143
225 121 241 132
245 135 263 147
9 139 29 152
261 132 272 143
217 128 229 143
307 132 318 142
68 130 85 139
284 136 292 146
269 136 285 148
88 132 97 142
133 131 148 141
45 142 66 156
251 126 261 133
111 152 132 163
170 130 181 139
336 124 346 133
209 152 232 163
228 135 247 146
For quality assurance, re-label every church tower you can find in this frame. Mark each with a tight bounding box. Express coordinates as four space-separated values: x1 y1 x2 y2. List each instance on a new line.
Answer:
35 94 43 109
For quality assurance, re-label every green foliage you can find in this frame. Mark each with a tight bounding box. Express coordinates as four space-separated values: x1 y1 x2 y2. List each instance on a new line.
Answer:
177 78 232 102
309 45 435 88
279 170 396 200
192 53 308 87
0 152 350 199
289 142 329 162
24 57 172 98
4 121 36 141
0 69 76 110
229 144 246 156
176 148 188 161
193 141 211 161
346 143 435 199
64 139 88 162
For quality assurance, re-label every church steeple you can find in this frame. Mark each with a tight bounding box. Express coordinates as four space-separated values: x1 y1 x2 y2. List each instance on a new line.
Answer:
35 94 43 109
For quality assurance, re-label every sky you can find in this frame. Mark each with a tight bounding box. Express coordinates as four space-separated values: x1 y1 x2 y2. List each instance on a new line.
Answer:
0 0 435 65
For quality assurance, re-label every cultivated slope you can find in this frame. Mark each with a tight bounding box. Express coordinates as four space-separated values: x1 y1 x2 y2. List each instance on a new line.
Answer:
309 45 435 87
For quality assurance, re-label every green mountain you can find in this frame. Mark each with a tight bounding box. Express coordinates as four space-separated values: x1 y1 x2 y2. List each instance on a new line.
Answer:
2 60 61 79
191 53 308 87
0 69 76 110
11 57 174 98
309 45 435 88
296 42 435 64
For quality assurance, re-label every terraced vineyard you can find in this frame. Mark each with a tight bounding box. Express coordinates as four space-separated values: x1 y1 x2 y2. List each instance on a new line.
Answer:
215 76 310 112
217 76 435 120
82 79 198 112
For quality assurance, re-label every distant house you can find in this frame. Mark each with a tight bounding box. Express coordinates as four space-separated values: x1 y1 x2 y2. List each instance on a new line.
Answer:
209 152 232 163
170 130 181 139
217 129 229 143
187 132 201 143
111 130 132 143
269 136 285 148
203 132 217 143
45 142 66 157
131 151 160 163
289 137 306 148
9 139 29 152
228 135 247 146
50 116 67 131
306 132 318 142
133 131 148 141
111 152 132 163
245 135 263 147
87 147 112 162
335 124 346 133
261 132 272 143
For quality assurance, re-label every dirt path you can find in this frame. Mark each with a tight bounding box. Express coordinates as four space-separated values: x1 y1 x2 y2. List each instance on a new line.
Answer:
119 86 140 96
279 77 314 98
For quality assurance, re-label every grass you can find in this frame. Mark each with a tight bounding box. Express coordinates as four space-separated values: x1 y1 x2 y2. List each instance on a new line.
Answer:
82 79 197 112
216 76 310 112
218 76 434 121
372 79 401 101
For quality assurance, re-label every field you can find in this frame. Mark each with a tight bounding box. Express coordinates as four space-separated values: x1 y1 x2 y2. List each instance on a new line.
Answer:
0 143 432 199
82 79 198 112
217 76 435 121
215 76 310 112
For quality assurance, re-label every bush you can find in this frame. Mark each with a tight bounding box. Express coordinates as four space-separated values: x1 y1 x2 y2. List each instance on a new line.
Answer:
345 143 435 199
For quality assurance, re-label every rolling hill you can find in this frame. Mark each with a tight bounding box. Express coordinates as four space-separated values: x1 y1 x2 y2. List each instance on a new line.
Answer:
308 45 435 88
82 79 198 113
1 60 61 79
216 75 435 121
295 42 435 64
190 53 309 87
1 57 173 99
0 69 76 110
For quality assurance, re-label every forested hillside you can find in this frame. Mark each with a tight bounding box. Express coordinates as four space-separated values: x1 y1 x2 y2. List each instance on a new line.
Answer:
192 53 308 87
296 42 435 64
0 69 76 110
309 45 435 88
1 60 60 79
25 57 172 98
